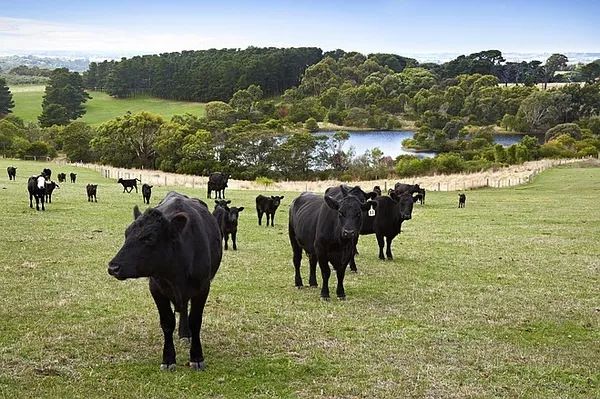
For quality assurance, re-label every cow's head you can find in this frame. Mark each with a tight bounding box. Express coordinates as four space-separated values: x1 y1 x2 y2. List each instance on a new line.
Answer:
108 206 185 280
394 192 414 221
324 195 376 239
117 178 124 183
270 196 284 208
214 199 231 210
226 206 244 225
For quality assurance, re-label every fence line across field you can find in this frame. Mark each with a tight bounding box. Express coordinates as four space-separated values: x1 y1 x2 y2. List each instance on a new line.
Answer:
57 157 592 193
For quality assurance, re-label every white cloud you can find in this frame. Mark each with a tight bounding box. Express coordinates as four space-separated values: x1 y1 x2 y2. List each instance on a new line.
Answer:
0 17 244 55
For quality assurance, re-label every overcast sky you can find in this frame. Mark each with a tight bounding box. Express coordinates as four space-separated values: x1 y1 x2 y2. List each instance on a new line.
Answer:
1 0 599 56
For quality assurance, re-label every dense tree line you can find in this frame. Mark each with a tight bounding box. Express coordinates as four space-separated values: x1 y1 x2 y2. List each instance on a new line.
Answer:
84 47 323 101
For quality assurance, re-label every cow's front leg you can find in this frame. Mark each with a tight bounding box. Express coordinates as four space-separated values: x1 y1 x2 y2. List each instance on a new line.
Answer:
189 283 210 370
318 257 331 299
150 284 176 370
223 233 229 250
231 231 237 250
335 265 347 299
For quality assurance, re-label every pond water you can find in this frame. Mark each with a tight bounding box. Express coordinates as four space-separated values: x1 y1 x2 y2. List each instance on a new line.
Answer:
317 130 525 158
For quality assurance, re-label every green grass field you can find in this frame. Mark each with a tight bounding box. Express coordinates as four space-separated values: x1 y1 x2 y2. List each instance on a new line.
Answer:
9 85 205 125
0 160 598 398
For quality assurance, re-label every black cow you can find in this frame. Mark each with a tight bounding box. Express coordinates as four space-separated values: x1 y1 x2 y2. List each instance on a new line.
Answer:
70 173 77 183
255 195 285 226
42 168 52 181
27 175 46 211
214 199 231 211
87 184 98 202
413 187 426 205
118 178 141 193
458 193 466 208
394 182 420 195
45 181 59 203
289 191 376 300
213 205 244 250
372 185 382 196
57 173 66 183
360 193 414 260
142 184 153 205
108 191 223 371
325 185 377 272
7 166 16 181
207 172 230 199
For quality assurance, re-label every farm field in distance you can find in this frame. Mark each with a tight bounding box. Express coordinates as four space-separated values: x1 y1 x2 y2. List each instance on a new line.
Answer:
9 85 206 125
0 159 598 398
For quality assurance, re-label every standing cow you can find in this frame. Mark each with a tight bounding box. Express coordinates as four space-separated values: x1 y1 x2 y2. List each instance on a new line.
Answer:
360 192 414 260
27 175 47 211
108 192 223 370
57 173 66 183
7 166 16 181
87 184 98 202
142 184 153 205
70 173 77 183
213 205 244 250
393 182 420 195
45 181 59 203
255 195 285 226
289 191 376 300
458 193 466 208
413 187 426 205
207 172 230 199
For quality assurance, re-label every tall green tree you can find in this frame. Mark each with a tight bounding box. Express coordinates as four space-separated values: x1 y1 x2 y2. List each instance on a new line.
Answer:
60 122 96 162
543 54 568 89
39 68 90 127
0 78 15 117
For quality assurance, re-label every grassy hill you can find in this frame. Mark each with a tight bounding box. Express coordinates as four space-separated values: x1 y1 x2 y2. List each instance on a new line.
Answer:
9 85 205 125
0 159 598 398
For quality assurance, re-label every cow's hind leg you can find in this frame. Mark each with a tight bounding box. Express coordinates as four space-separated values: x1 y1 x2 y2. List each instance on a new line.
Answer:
189 281 210 370
29 193 33 208
178 301 191 341
335 265 347 299
150 282 177 370
308 254 318 287
289 227 304 287
257 210 263 226
223 233 229 250
318 257 331 299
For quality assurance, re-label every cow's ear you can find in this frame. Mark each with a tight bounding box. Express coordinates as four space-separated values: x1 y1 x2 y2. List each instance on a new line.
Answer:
215 200 219 205
361 200 377 211
238 207 244 212
171 213 188 235
226 200 231 204
324 195 339 210
340 185 349 196
133 205 142 220
279 196 284 200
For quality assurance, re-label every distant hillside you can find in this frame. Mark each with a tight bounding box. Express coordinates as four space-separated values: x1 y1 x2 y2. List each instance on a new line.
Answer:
0 55 89 73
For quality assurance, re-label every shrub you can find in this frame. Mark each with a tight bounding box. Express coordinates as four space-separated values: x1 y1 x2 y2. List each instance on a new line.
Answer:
545 123 582 142
305 117 319 132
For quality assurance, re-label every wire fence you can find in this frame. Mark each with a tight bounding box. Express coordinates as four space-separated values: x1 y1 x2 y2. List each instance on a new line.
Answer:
59 157 594 193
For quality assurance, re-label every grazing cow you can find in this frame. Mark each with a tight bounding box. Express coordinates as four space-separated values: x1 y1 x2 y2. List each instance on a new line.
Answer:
289 191 376 300
325 185 377 272
118 178 141 193
207 172 230 199
27 175 46 211
372 185 382 196
255 195 285 226
213 205 244 250
57 173 66 183
413 188 426 205
87 184 98 202
458 193 466 208
108 191 222 371
213 199 231 211
393 182 421 195
42 168 52 181
45 181 59 203
7 166 16 180
360 192 414 260
70 173 77 183
142 184 153 205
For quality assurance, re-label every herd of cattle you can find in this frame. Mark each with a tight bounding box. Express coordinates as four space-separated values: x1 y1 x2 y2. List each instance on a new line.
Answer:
8 166 468 370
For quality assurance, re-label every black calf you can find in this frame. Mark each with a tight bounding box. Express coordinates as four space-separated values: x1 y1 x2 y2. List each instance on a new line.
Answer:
87 184 98 202
142 184 153 204
27 175 46 211
70 173 77 183
255 195 285 226
458 193 466 208
45 181 59 203
7 166 16 180
213 205 244 250
118 178 141 193
57 173 66 183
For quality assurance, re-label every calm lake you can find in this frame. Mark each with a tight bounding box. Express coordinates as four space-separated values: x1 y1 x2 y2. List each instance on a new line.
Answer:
318 130 525 158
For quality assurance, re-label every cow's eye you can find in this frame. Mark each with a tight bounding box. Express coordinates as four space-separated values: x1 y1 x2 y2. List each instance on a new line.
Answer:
141 235 153 243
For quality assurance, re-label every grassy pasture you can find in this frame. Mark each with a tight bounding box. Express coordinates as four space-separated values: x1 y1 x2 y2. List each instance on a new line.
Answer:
9 85 205 125
0 159 598 398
